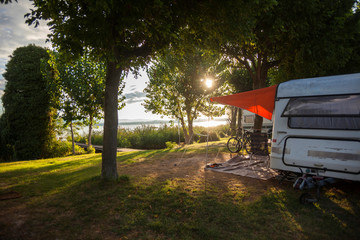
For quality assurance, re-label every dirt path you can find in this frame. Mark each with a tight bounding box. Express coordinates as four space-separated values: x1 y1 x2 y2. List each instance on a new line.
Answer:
117 152 287 200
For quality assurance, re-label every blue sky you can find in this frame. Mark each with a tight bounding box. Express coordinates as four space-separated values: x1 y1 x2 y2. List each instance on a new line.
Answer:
0 1 165 121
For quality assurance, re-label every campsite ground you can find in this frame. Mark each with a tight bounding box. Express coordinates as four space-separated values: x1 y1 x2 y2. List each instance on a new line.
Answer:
1 140 360 239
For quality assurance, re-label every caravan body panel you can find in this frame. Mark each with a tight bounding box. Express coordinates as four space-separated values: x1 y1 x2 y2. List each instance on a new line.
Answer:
270 73 360 181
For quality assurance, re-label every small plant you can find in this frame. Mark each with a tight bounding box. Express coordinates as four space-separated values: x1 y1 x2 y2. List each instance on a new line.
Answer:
46 140 86 158
165 141 177 149
86 145 96 154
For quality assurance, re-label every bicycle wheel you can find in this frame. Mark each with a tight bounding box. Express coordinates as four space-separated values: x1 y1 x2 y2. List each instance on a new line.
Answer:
227 137 240 153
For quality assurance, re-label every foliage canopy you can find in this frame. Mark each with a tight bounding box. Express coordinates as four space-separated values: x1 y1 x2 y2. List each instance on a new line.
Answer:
144 47 230 143
197 0 360 129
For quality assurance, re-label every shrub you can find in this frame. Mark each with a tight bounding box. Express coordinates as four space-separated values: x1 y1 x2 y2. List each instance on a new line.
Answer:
209 131 220 141
117 129 131 148
46 141 85 158
86 145 96 154
128 132 142 149
49 141 71 157
91 131 103 145
77 124 227 150
219 124 231 137
197 131 220 143
73 135 87 144
165 141 177 149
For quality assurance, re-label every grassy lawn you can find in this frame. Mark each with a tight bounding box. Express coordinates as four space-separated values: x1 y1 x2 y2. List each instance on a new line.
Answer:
1 141 360 239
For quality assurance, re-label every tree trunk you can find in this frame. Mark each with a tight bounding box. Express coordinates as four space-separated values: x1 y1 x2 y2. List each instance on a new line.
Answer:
70 122 75 155
187 118 194 144
254 115 263 132
183 130 190 144
186 108 194 144
230 106 237 136
101 61 122 181
179 117 190 144
88 115 93 147
237 108 242 135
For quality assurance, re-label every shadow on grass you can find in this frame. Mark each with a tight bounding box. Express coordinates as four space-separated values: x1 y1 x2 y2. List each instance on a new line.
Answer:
116 150 164 164
0 155 102 192
6 175 359 240
1 153 360 240
116 148 192 165
0 154 101 177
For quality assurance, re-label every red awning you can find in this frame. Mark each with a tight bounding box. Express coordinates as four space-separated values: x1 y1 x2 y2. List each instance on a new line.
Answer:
210 85 278 120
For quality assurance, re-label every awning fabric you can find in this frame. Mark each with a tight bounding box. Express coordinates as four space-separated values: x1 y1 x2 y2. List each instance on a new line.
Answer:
210 85 278 120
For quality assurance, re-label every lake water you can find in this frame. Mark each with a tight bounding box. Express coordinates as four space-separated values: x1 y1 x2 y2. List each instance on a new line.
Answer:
80 117 228 135
119 117 227 129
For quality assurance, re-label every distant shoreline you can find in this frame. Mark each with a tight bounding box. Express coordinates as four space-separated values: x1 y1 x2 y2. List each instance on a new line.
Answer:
85 117 228 132
95 117 228 126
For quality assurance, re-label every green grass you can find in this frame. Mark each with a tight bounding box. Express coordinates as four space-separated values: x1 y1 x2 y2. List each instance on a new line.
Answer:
1 142 360 239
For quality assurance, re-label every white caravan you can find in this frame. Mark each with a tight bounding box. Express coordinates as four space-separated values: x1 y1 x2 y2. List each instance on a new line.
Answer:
211 73 360 181
270 73 360 181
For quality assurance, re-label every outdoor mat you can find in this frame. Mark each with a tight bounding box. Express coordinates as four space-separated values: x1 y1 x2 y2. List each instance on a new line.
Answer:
206 155 278 180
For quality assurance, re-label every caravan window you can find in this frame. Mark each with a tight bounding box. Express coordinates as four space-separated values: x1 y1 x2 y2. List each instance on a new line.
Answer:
244 115 254 123
282 94 360 130
282 95 360 117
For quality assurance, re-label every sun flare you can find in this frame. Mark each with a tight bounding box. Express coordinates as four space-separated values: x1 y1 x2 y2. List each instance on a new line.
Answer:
205 78 213 88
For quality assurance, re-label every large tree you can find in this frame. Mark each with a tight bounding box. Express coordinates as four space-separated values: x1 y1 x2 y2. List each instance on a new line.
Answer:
45 52 125 149
199 0 360 130
144 47 229 144
25 0 194 180
0 44 53 160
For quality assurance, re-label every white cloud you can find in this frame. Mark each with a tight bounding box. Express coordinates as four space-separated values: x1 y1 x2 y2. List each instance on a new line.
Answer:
0 78 5 88
123 70 148 94
0 58 6 75
0 2 165 122
0 78 6 98
0 1 51 60
124 91 147 104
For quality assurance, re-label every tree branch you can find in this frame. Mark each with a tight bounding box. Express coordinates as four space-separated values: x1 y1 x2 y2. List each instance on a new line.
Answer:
234 55 255 81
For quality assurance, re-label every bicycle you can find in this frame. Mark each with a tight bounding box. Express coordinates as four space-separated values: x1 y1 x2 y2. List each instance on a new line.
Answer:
226 129 252 154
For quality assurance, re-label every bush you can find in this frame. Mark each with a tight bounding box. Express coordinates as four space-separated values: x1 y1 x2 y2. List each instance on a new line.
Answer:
86 145 96 154
76 124 227 151
117 129 131 148
47 141 85 158
165 141 177 149
48 141 71 158
91 131 103 145
197 131 220 143
127 125 178 149
209 131 221 141
72 134 87 144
